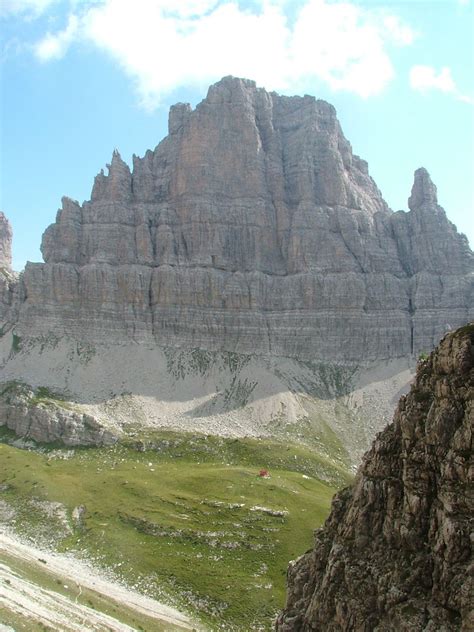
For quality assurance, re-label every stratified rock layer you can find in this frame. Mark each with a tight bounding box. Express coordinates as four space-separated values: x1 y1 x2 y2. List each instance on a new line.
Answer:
7 78 474 360
276 323 474 631
0 383 117 446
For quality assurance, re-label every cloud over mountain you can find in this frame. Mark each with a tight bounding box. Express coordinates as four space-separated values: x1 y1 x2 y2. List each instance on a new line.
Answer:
32 0 416 106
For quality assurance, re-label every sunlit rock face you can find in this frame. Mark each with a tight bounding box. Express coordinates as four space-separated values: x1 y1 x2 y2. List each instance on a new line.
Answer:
0 212 20 329
10 77 474 361
276 323 474 631
0 212 12 271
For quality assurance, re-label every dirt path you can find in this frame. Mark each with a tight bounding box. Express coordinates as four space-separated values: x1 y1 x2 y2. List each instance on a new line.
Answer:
1 559 137 631
0 530 198 631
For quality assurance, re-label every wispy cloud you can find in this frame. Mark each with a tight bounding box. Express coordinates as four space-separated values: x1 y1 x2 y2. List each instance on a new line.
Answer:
410 65 456 93
35 13 78 61
410 65 473 104
29 0 416 107
0 0 58 19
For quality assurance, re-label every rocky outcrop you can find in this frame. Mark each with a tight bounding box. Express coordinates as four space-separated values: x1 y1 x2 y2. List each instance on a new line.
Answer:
276 323 474 631
0 213 20 332
391 168 473 354
5 77 474 361
0 212 12 270
0 382 117 446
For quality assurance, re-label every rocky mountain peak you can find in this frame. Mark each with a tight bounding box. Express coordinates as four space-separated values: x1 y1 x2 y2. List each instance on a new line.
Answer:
168 102 192 134
205 75 258 102
2 78 473 361
0 211 12 270
408 166 439 211
276 323 474 631
91 148 132 202
0 211 20 327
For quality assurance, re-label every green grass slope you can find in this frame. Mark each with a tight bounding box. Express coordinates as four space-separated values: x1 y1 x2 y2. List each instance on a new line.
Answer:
0 431 352 631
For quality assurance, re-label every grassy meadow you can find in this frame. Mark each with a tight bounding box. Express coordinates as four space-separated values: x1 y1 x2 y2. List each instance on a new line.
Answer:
0 430 352 630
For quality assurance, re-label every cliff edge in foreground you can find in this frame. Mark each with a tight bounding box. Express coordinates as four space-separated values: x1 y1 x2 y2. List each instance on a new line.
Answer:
276 323 473 631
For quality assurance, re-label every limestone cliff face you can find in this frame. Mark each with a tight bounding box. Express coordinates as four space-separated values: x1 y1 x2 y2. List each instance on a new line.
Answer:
0 212 12 270
0 212 20 330
0 383 117 447
391 168 473 355
8 77 474 360
276 323 474 631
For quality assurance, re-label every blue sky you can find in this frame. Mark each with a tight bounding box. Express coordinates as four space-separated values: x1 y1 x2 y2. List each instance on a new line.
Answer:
1 0 473 271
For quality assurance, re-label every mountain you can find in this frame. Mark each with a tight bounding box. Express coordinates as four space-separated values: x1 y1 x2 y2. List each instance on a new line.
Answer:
0 77 472 460
1 77 473 632
276 323 473 631
3 76 473 362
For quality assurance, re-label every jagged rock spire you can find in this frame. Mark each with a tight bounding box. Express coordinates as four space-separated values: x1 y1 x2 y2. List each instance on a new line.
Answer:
91 149 132 202
408 167 438 211
168 102 192 134
0 211 12 270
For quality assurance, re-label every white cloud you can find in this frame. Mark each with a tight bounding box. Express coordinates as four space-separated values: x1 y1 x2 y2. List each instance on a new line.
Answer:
149 0 219 18
32 0 416 105
410 65 473 104
35 13 78 61
457 94 474 105
0 0 57 19
289 1 415 98
381 14 416 46
410 65 456 93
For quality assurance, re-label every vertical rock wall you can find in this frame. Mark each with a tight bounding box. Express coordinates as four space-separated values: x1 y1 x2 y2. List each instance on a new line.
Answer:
0 212 12 271
0 212 20 330
4 77 474 361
